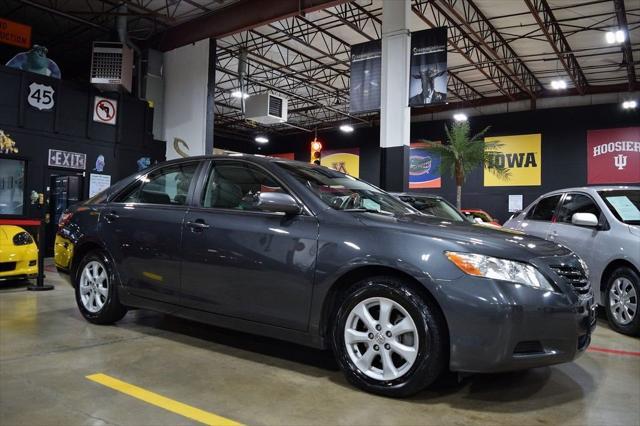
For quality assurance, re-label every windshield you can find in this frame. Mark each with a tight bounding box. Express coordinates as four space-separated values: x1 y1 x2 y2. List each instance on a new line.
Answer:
598 189 640 225
398 195 467 222
275 162 416 216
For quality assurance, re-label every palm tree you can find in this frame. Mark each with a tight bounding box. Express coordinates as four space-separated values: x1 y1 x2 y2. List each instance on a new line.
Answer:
421 121 510 209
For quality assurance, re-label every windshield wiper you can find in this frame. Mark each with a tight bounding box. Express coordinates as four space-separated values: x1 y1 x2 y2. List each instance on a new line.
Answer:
342 208 394 216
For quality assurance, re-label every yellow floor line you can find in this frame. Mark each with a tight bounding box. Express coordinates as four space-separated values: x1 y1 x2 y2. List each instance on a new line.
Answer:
86 373 243 426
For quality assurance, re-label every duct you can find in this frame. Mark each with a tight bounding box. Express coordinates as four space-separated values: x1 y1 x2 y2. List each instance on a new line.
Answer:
117 4 143 98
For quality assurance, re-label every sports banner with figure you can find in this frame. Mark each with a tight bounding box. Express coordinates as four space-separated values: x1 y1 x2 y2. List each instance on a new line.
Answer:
409 142 441 188
484 134 541 186
321 148 360 178
350 40 382 113
409 27 447 107
587 127 640 184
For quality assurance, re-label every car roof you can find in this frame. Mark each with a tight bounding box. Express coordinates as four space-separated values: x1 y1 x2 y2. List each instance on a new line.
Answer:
391 192 443 199
538 185 640 197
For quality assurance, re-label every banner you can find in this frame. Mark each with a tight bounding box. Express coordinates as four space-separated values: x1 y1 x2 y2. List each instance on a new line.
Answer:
587 127 640 184
321 148 360 178
350 40 381 113
270 152 295 160
484 134 541 186
409 142 441 188
409 27 447 107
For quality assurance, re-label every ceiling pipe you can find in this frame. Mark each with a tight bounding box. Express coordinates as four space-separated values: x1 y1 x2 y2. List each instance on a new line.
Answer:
117 3 143 99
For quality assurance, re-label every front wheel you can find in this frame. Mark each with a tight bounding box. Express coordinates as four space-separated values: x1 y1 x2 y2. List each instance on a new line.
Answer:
74 250 127 324
605 267 639 336
331 276 446 397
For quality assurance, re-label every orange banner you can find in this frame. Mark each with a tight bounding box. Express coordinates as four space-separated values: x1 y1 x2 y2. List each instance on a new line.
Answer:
0 18 31 49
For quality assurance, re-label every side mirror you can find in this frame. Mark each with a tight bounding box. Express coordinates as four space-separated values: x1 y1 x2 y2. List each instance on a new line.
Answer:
474 217 484 224
571 212 598 227
256 192 302 215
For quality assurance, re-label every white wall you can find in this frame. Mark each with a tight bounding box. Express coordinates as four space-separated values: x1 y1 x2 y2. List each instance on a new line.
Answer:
163 39 209 160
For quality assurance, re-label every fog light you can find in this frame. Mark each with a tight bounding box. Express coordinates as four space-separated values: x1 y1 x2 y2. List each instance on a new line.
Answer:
29 260 37 266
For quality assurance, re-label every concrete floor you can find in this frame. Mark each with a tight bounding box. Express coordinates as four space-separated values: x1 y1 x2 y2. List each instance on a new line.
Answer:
1 262 639 426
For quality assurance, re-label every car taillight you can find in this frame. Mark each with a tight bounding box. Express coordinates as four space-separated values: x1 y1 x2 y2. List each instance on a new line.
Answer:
58 211 74 229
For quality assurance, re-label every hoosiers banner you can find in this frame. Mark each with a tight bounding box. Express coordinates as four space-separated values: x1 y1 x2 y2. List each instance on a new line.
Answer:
409 27 447 107
484 134 541 186
350 40 382 113
321 148 360 178
409 142 441 188
587 127 640 184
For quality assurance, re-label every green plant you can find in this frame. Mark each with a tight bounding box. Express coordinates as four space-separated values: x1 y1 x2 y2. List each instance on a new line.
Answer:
421 121 510 209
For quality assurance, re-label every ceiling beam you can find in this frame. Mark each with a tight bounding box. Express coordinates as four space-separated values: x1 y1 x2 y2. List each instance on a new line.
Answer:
154 0 349 51
524 0 588 95
613 0 636 91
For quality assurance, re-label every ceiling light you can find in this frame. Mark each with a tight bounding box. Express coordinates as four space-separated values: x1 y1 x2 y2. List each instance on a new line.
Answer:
453 113 468 122
622 100 637 109
606 30 626 44
231 90 249 99
339 124 354 133
605 31 616 44
550 79 567 90
255 136 269 143
615 30 626 43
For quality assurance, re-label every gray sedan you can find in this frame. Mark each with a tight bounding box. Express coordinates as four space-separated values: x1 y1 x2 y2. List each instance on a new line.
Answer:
504 186 640 336
56 156 596 397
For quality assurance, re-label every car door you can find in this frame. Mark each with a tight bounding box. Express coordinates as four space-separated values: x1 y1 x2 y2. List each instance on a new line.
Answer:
547 192 601 266
180 159 319 331
516 193 563 239
100 161 200 304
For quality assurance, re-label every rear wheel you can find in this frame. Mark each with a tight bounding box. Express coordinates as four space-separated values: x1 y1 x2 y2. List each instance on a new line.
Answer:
74 250 127 324
605 267 639 336
331 276 446 397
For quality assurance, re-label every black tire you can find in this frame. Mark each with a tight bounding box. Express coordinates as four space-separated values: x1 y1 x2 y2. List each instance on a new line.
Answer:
331 276 446 398
74 250 127 325
604 267 640 336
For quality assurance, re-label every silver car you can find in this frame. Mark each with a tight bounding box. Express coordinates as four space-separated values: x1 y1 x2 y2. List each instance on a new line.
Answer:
504 186 640 336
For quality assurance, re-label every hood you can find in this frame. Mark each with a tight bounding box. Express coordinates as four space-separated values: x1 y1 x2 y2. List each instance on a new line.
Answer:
356 213 572 261
0 225 22 247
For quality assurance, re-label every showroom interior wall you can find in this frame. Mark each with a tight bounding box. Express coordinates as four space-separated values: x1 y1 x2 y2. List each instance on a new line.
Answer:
0 65 166 222
215 102 639 222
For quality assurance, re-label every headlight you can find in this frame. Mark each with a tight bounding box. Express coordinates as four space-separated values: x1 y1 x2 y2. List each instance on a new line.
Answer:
13 231 34 246
577 257 590 279
445 251 554 291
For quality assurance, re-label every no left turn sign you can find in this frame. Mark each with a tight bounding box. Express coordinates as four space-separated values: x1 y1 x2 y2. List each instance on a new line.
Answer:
93 96 117 125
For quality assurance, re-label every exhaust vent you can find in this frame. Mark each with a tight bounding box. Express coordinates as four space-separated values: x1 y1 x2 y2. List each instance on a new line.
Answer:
245 93 288 124
90 41 133 92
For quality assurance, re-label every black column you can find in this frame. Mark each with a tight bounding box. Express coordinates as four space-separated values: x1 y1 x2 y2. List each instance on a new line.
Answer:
380 145 409 192
205 38 217 153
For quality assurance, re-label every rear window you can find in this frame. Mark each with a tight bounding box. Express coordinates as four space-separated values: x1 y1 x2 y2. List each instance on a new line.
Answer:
527 194 562 221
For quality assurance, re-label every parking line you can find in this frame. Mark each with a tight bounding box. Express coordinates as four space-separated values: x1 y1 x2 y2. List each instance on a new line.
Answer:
588 346 640 357
86 373 242 426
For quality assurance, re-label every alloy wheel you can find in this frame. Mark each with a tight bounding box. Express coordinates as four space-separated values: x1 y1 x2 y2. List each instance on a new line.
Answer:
79 261 109 313
344 297 420 381
609 277 637 325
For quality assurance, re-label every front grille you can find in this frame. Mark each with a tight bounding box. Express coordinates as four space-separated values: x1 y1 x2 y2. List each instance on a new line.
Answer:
0 262 16 272
550 264 591 296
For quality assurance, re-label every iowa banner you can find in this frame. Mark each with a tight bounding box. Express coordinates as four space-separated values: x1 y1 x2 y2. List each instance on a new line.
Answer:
409 142 441 188
409 27 447 107
587 127 640 184
321 148 360 178
484 134 541 186
350 40 382 113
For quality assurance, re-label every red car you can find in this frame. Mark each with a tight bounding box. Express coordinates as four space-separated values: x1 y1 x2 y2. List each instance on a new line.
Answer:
461 209 501 227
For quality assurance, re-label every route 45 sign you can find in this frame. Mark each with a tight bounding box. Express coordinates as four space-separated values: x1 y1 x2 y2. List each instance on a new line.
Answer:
27 82 55 111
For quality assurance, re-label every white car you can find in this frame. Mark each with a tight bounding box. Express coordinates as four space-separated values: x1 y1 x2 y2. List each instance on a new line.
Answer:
504 186 640 336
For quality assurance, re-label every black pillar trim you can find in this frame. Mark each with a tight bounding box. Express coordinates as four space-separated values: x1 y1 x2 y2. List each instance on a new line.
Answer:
205 38 217 153
380 145 409 192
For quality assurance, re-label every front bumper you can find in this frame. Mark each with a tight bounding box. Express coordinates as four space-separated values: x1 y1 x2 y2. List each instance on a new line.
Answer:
434 275 596 373
0 247 38 281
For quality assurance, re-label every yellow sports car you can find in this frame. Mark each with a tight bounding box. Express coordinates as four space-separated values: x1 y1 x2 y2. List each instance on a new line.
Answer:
0 225 38 281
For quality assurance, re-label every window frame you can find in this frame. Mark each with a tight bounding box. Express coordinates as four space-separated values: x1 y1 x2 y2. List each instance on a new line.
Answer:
192 159 313 216
525 193 563 222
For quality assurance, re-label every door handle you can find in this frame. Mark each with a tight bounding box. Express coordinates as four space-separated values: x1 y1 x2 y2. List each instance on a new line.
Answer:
104 212 119 222
187 220 210 231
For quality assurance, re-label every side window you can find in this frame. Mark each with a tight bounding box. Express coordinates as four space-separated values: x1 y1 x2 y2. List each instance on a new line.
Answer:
557 193 600 224
120 163 198 205
526 194 562 221
202 161 286 211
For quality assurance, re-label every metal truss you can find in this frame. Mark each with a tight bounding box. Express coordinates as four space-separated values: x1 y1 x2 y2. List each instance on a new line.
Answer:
524 0 589 94
412 0 525 101
613 0 636 91
324 1 382 41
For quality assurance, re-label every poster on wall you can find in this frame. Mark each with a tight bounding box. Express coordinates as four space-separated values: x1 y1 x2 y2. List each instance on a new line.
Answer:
587 127 640 184
27 82 55 111
409 142 441 188
321 148 360 178
350 40 382 113
270 152 295 160
409 27 447 107
89 173 111 197
484 134 541 187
